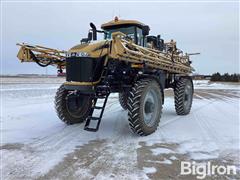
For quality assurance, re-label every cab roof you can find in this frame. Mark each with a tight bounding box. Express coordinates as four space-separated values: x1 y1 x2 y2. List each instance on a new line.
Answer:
101 17 146 30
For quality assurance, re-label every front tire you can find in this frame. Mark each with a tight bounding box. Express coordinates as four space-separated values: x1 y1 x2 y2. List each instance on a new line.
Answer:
174 78 193 115
127 78 162 136
55 84 93 124
119 92 128 110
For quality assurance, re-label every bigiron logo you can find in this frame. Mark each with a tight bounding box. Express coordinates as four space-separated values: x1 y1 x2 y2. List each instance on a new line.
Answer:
180 161 237 179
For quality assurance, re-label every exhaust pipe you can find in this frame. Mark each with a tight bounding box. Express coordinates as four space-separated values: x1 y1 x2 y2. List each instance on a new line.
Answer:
90 22 97 40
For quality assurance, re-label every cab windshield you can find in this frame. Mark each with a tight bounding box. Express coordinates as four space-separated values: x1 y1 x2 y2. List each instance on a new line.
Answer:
104 26 135 40
104 26 144 46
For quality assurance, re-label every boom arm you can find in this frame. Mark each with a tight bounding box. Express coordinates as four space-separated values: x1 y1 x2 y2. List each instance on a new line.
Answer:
109 32 198 74
17 43 66 69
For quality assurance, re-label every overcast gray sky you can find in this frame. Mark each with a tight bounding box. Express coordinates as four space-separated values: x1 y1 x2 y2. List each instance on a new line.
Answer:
1 1 239 75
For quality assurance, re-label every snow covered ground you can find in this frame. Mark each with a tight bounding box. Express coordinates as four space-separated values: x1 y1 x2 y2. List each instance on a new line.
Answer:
194 80 240 90
1 78 240 179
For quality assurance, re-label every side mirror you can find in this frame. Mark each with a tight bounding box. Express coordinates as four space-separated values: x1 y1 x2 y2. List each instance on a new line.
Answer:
88 32 93 41
142 25 150 36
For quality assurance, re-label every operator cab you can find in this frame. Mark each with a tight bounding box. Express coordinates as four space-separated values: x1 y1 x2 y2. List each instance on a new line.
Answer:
82 17 165 51
101 17 165 51
101 17 150 47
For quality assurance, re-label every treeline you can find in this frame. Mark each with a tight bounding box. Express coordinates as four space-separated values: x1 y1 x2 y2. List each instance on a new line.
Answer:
211 72 240 82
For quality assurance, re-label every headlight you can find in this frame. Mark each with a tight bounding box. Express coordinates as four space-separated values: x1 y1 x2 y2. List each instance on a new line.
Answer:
66 52 89 57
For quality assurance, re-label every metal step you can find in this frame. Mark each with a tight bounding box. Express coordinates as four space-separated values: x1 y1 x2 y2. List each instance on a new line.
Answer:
84 94 109 132
90 117 100 120
94 106 103 110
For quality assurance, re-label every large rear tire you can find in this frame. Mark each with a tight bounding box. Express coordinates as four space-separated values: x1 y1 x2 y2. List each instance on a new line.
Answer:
127 78 162 136
174 78 193 115
55 84 93 124
119 92 128 110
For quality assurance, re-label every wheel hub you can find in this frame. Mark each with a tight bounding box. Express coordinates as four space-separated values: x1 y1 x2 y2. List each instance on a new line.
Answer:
143 89 159 127
66 93 89 118
184 84 192 108
145 101 155 113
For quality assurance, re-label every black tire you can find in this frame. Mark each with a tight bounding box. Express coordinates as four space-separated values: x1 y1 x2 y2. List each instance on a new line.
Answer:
55 84 93 124
119 92 128 110
174 78 193 115
127 78 162 136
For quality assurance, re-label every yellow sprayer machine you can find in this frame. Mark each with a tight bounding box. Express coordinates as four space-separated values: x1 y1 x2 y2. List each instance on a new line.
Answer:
17 17 199 135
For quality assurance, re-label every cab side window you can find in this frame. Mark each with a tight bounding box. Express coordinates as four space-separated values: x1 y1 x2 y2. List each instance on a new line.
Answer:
136 27 143 46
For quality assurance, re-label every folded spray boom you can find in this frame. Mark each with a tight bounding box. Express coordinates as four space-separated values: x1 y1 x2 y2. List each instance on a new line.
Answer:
17 43 66 69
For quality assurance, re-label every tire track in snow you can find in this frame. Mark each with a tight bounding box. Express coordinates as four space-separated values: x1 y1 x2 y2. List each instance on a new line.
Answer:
159 90 238 128
192 106 223 149
200 90 239 102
